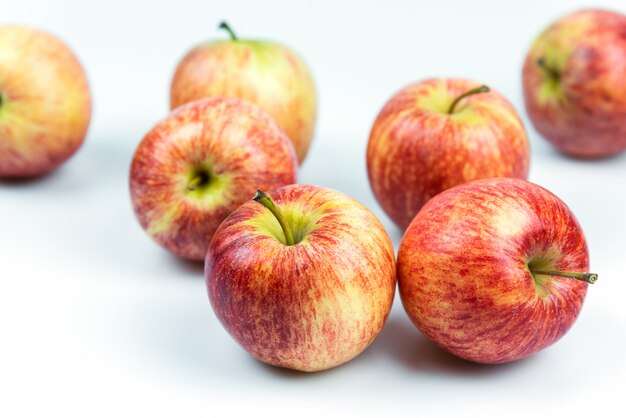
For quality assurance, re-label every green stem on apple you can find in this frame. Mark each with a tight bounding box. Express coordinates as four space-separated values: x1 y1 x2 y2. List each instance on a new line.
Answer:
531 269 598 284
447 85 490 114
252 190 295 246
536 57 561 81
218 21 238 41
186 173 209 191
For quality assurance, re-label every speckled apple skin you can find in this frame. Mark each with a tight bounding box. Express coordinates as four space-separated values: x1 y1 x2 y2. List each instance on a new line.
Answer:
0 25 91 178
367 78 529 230
130 97 297 261
170 38 316 164
206 185 396 372
398 178 590 364
523 9 626 158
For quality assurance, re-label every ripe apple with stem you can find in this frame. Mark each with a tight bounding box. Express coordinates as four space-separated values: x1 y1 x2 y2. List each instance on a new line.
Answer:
170 21 317 164
206 185 396 372
130 97 297 260
367 78 530 231
522 9 626 158
0 25 91 178
397 178 597 364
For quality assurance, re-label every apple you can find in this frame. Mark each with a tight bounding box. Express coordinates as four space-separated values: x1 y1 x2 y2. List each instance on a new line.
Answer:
367 78 530 231
397 178 597 364
206 185 396 372
522 9 626 158
170 22 317 164
129 97 297 261
0 25 91 178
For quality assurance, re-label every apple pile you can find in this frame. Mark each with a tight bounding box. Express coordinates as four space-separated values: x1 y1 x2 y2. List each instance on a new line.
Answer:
1 9 610 373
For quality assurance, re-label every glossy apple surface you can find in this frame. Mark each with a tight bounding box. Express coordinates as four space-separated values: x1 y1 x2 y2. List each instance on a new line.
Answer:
367 78 529 230
130 97 297 260
0 25 91 178
398 178 594 364
170 23 316 164
206 185 396 372
523 9 626 158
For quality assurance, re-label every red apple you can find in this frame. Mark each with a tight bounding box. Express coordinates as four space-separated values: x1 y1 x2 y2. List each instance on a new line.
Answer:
522 9 626 158
170 22 317 164
206 185 396 372
0 25 91 178
367 78 530 231
397 178 597 364
129 97 297 261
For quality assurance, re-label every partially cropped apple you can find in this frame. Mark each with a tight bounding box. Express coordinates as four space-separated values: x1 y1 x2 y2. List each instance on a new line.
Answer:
398 178 597 364
367 78 530 230
0 25 91 178
170 22 317 164
130 97 297 261
523 9 626 158
206 185 396 372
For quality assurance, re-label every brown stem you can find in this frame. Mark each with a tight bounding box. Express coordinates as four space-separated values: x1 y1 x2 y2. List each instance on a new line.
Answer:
531 269 598 284
448 85 490 114
252 190 295 246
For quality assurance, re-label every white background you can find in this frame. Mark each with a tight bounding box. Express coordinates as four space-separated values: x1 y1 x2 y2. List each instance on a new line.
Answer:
2 0 625 416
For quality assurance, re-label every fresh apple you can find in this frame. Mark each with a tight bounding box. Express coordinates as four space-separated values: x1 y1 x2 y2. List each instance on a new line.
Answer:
206 185 396 372
129 97 297 261
523 9 626 158
397 178 597 364
0 25 91 178
170 22 317 164
367 78 530 231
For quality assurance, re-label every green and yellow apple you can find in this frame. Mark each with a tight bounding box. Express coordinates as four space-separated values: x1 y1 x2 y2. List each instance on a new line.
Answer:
398 178 597 364
206 185 396 372
367 78 530 230
0 25 91 178
130 97 297 261
170 22 317 164
523 9 626 158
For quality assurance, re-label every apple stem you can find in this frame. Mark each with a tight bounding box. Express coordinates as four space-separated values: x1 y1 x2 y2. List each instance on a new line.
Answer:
447 85 490 114
219 21 238 41
531 269 598 284
252 190 295 246
186 173 208 191
536 57 560 81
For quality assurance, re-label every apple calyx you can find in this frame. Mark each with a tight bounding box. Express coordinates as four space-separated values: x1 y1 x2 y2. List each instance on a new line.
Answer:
531 269 598 284
536 57 561 82
447 85 490 114
252 190 296 246
218 21 238 41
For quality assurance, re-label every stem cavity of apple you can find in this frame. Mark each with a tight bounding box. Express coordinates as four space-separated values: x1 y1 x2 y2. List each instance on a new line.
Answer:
219 21 238 41
252 190 296 246
447 85 490 114
531 269 598 284
536 57 561 81
186 171 211 191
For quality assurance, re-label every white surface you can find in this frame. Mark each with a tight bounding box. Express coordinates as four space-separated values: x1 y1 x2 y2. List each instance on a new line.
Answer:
2 0 626 416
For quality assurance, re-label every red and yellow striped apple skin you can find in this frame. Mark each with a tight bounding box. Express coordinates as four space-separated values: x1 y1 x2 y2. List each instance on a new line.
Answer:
523 9 626 158
367 78 529 231
170 39 316 164
398 178 589 364
206 185 396 372
130 97 297 261
0 25 91 178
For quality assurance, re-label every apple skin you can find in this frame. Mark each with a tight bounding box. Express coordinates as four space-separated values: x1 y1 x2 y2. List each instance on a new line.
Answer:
170 27 316 164
397 178 591 364
522 9 626 158
0 25 91 178
129 97 297 261
367 78 530 231
206 184 396 372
